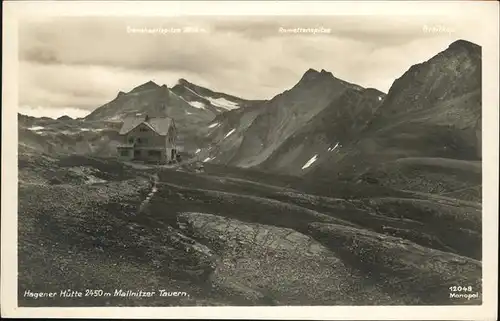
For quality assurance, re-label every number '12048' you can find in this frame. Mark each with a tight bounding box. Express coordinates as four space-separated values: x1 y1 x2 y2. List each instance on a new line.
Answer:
449 286 473 292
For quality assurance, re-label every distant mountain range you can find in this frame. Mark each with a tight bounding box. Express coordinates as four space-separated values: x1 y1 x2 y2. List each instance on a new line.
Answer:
203 69 384 169
197 39 482 200
305 39 482 192
18 39 482 201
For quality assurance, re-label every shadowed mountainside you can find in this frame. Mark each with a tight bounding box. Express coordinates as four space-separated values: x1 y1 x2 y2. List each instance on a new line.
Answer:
191 40 481 202
303 40 481 201
83 81 215 124
203 69 367 168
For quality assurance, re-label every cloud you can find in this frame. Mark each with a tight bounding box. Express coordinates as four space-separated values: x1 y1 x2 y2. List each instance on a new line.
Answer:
18 15 484 115
19 105 90 119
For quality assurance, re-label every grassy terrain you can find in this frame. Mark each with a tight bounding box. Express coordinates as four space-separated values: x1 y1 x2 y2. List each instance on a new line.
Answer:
357 157 481 203
18 154 482 306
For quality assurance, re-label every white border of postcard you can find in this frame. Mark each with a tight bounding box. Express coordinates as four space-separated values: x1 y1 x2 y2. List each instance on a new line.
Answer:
2 1 499 319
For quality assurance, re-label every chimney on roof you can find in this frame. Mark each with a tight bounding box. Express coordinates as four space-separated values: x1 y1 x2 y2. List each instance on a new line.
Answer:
145 114 150 122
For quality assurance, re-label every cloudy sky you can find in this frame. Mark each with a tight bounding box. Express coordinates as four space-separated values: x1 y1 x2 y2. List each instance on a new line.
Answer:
19 14 485 118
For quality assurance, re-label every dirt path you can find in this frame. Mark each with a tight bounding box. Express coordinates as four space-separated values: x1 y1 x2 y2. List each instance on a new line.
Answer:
138 174 159 213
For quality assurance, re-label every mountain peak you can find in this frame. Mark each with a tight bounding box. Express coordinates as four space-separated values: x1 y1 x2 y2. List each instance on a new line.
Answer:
447 39 481 55
177 78 190 86
305 68 319 74
320 69 334 77
175 78 203 91
57 115 73 121
448 39 480 50
303 68 335 77
129 80 161 93
297 68 337 85
302 68 320 79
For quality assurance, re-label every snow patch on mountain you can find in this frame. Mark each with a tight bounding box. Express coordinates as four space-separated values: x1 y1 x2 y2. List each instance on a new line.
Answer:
182 85 240 110
77 128 104 132
28 126 45 131
208 123 220 129
189 101 206 109
176 94 194 107
109 115 123 121
206 97 240 110
223 129 236 139
327 142 340 152
302 155 318 169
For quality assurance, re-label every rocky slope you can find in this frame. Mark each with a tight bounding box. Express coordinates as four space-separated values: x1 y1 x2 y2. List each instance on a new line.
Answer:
84 79 262 125
18 159 482 306
54 79 263 154
258 87 385 174
296 40 482 201
171 78 264 115
201 69 367 167
18 114 123 157
231 69 366 168
189 104 266 164
202 40 481 194
83 81 215 125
